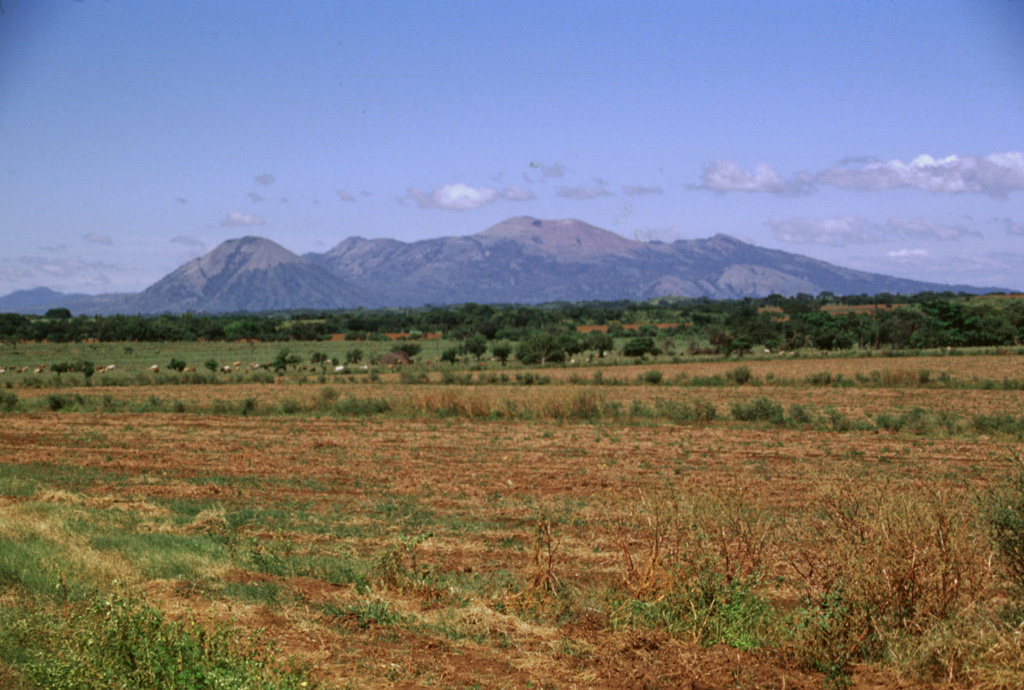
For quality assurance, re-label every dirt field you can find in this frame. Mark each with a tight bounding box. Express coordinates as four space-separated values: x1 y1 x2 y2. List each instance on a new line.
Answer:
2 352 1023 689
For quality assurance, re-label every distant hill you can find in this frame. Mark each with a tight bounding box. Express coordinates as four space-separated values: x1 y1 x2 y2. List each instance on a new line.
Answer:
126 236 367 314
0 287 132 316
308 217 999 306
0 218 1007 315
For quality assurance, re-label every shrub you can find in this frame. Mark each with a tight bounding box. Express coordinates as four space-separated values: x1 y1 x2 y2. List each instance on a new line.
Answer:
167 358 187 372
280 398 302 414
335 396 391 416
788 404 815 426
13 592 310 689
640 370 663 385
46 394 69 412
807 371 834 386
972 414 1024 437
984 459 1024 596
0 391 18 412
692 399 717 423
731 397 785 424
726 365 752 385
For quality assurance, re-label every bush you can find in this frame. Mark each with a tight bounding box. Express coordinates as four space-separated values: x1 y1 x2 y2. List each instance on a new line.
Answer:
972 414 1024 437
13 592 310 689
0 391 18 412
731 397 785 424
807 371 834 386
640 370 663 385
692 399 717 423
168 358 187 372
788 404 815 426
984 459 1024 596
335 396 391 416
726 365 752 385
47 394 69 412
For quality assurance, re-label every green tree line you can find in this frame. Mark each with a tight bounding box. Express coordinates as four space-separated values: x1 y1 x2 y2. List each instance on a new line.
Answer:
2 292 1022 353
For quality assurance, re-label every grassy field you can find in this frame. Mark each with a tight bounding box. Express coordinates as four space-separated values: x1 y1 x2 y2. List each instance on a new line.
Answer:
2 342 1024 689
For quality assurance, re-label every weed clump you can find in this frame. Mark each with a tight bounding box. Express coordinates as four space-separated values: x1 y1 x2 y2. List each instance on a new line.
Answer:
0 591 310 690
731 397 785 424
726 365 753 385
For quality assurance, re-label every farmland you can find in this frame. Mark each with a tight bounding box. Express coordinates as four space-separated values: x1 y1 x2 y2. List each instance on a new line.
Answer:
2 341 1024 689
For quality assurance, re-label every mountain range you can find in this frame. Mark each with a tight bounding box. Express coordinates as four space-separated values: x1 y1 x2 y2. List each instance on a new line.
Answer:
0 217 1005 315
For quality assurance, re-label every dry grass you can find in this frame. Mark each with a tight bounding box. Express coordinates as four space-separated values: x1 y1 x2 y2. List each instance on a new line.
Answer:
2 352 1023 688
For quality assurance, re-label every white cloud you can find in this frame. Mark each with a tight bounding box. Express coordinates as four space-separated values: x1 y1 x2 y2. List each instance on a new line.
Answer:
622 184 664 196
83 233 113 245
817 151 1024 198
336 189 356 202
886 217 981 241
886 248 929 258
768 215 884 245
770 215 985 246
502 186 535 201
12 256 119 278
555 185 611 200
404 182 537 209
695 160 813 195
406 183 500 210
220 212 265 227
253 173 276 186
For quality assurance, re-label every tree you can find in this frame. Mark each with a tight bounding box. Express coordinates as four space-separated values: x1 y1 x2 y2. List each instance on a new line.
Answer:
310 351 329 374
583 331 614 357
490 341 513 365
44 307 72 319
391 343 421 359
462 333 488 360
622 335 659 359
272 348 302 373
516 330 567 365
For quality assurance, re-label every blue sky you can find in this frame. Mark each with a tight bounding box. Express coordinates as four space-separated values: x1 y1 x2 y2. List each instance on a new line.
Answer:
2 0 1022 296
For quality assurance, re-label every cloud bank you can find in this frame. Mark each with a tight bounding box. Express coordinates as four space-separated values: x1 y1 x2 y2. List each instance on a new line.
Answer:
769 216 983 246
405 183 534 210
220 212 265 227
817 152 1024 198
697 151 1024 198
555 185 611 200
695 160 813 195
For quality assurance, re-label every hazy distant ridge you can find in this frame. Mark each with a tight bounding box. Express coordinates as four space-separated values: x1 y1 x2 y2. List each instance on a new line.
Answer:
0 217 1004 315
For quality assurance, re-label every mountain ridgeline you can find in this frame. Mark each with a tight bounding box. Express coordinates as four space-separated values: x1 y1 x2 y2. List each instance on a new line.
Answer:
0 217 1004 315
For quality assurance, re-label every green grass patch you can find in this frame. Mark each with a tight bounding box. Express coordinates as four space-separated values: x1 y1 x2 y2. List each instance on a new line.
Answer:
89 533 226 580
0 591 310 689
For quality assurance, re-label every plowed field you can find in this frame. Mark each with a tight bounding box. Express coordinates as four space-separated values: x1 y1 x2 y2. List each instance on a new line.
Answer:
2 352 1024 689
